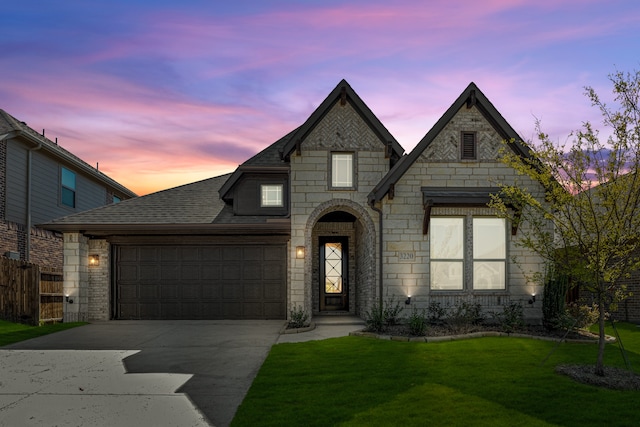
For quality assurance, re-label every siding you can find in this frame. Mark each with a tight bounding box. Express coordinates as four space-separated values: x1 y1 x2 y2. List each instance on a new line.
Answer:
8 144 107 225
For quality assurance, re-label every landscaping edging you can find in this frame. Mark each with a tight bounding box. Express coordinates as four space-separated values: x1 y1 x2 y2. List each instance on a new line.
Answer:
280 322 316 335
350 330 616 344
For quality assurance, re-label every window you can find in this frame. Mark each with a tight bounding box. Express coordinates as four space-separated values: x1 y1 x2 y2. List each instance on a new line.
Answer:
261 184 283 207
430 218 464 290
473 218 506 289
60 167 76 208
331 152 354 189
461 132 477 159
430 216 506 290
113 195 121 204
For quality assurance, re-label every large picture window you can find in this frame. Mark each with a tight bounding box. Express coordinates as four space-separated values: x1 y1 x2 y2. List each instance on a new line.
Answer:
430 216 506 290
330 152 354 189
61 167 76 208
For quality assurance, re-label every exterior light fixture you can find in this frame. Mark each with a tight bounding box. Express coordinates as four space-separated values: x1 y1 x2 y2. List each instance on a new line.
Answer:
528 294 536 304
89 254 100 266
295 246 305 259
405 296 411 305
65 295 74 304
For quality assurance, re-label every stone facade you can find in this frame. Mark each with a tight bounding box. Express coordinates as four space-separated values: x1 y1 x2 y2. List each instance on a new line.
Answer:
290 101 387 317
88 239 110 321
62 233 89 322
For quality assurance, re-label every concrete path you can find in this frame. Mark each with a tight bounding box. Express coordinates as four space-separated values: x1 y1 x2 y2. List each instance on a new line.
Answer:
1 317 365 426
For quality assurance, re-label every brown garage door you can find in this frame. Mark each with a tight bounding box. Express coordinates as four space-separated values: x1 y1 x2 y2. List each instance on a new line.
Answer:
115 244 286 319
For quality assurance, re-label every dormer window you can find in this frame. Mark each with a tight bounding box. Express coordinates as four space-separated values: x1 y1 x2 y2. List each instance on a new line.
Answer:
461 132 477 160
261 184 283 207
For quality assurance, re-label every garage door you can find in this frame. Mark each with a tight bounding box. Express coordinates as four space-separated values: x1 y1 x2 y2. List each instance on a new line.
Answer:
115 244 286 320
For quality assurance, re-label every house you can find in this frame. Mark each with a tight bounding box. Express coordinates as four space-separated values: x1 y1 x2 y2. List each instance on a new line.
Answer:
0 109 136 270
43 80 548 323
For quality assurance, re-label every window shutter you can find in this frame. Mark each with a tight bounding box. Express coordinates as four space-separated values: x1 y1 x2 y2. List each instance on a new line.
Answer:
461 132 476 159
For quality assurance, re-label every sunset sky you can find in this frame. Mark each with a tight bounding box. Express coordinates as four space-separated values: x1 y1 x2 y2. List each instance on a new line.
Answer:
2 0 639 195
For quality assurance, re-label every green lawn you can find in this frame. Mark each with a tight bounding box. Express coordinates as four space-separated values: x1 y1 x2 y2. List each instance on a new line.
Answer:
233 323 640 427
0 320 86 347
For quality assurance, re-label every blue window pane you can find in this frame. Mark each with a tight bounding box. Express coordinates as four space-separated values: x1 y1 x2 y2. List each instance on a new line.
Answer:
61 187 75 208
61 167 76 189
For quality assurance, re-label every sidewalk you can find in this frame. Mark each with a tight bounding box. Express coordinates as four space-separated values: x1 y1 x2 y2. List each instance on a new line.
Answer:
277 316 365 344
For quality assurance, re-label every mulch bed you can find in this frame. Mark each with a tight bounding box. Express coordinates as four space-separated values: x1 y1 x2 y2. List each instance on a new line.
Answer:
556 364 640 391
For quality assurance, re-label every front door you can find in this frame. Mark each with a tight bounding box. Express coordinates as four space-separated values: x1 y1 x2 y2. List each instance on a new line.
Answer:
319 237 348 311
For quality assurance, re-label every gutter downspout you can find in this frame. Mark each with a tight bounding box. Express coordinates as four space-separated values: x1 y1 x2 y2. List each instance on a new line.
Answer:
26 140 42 262
370 201 384 311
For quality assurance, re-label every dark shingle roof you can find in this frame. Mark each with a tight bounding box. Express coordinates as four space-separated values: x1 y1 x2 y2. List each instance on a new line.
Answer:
43 174 231 227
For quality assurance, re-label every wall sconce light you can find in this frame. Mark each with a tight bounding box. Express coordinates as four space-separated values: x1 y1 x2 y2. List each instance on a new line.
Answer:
528 294 536 304
89 254 100 266
65 295 74 304
405 296 411 305
295 246 305 259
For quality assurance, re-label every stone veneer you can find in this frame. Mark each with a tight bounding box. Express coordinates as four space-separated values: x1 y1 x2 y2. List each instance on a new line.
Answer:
62 233 89 322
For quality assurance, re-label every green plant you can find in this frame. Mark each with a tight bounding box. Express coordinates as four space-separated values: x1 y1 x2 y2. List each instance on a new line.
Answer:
447 301 484 325
492 302 525 333
427 301 447 324
407 306 428 336
566 302 602 329
382 295 403 326
287 305 310 329
364 301 386 332
542 271 569 330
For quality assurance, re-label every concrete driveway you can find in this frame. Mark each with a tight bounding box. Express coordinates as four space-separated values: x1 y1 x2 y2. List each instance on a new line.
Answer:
2 320 284 427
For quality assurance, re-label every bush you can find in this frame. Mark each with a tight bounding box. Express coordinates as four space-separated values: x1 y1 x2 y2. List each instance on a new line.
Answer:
382 295 403 326
566 302 601 329
542 272 569 330
447 301 484 325
287 305 310 329
427 301 447 324
364 296 405 332
492 302 524 333
407 306 428 336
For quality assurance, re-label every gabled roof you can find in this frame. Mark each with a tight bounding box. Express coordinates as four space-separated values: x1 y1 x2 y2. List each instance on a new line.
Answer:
218 129 293 201
279 79 404 161
368 82 531 204
42 173 290 235
0 109 137 198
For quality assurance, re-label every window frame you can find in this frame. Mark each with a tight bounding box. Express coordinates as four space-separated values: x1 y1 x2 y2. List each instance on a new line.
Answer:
329 152 356 190
429 217 465 290
60 166 76 208
429 215 507 291
260 183 284 208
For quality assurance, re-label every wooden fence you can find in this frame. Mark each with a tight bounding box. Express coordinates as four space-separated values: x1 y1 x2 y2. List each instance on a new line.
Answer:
0 257 63 325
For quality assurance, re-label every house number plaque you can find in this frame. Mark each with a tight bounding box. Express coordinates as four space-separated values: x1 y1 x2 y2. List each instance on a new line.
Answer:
397 251 415 262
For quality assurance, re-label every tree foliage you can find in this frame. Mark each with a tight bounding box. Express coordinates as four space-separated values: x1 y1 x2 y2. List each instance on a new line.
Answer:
490 70 640 376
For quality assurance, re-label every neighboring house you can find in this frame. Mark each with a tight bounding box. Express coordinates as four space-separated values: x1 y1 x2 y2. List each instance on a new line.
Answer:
0 109 136 269
43 80 548 323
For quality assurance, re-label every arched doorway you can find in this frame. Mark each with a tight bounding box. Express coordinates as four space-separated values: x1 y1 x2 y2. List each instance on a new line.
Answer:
305 200 376 316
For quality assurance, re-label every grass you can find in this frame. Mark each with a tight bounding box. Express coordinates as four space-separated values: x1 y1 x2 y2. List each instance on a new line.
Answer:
233 323 640 427
0 319 86 347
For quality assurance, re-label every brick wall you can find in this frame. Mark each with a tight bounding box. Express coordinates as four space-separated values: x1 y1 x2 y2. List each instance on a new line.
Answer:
0 221 63 269
0 139 6 221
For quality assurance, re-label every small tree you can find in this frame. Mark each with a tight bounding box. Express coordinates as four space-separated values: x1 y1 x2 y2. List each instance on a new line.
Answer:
490 70 640 376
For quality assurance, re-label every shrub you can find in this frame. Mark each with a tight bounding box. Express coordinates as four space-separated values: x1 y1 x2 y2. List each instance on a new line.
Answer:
364 303 386 332
287 305 310 329
492 302 525 333
407 306 428 336
382 295 403 326
427 301 447 324
542 272 569 330
445 301 485 334
566 302 601 329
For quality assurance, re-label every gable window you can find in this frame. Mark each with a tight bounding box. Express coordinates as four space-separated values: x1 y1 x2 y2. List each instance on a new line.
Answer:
430 216 506 290
60 167 76 208
461 131 477 160
330 152 354 189
113 195 121 204
261 184 283 207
